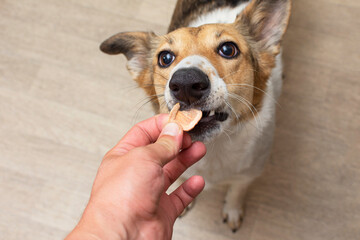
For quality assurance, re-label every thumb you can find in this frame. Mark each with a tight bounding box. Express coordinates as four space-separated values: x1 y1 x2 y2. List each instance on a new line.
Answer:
144 122 183 166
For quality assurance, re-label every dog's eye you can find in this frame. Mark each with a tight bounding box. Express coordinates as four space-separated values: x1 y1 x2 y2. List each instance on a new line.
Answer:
218 42 239 59
158 51 175 68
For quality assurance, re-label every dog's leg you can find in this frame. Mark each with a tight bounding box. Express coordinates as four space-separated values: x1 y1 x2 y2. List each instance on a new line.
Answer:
222 177 254 232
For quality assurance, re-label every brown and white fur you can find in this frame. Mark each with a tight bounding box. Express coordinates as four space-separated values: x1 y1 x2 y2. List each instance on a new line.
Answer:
100 0 291 232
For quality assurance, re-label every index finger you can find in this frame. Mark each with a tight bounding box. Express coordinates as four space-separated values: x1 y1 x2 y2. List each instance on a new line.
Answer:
107 114 169 156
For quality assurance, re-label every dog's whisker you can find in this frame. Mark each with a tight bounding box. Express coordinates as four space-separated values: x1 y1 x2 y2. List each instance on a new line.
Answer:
221 70 243 81
207 140 216 156
141 83 166 89
224 96 260 136
238 94 263 130
150 70 169 82
135 94 165 105
132 97 158 125
240 119 250 139
158 98 168 112
228 93 262 131
224 98 240 122
227 83 280 107
222 128 233 144
221 68 259 80
118 84 143 92
228 92 261 118
118 84 166 97
131 94 164 124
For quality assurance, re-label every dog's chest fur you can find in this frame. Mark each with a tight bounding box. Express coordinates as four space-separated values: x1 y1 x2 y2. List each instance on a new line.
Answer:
176 1 284 185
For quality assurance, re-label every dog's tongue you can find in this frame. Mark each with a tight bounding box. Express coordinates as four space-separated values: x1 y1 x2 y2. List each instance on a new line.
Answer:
169 103 202 131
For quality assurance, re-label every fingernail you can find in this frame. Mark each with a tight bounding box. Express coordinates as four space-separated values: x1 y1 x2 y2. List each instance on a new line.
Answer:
161 122 181 137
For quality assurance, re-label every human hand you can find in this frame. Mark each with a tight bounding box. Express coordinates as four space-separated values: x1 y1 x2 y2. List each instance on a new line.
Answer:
66 114 206 240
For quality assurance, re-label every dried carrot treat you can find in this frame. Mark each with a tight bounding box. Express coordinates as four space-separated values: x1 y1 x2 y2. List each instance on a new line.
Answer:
168 103 202 131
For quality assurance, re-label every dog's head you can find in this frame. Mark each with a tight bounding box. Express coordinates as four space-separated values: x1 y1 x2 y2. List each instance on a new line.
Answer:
100 0 291 142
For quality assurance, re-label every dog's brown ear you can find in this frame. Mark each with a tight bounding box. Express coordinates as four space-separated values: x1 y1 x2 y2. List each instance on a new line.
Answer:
235 0 291 54
100 32 157 78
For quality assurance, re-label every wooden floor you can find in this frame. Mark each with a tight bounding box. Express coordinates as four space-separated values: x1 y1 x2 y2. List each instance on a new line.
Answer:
1 0 360 239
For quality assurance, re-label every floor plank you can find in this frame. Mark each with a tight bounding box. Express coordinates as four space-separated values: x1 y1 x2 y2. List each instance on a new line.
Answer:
1 0 359 239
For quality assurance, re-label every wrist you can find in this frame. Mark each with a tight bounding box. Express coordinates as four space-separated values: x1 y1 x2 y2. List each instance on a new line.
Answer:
66 203 129 240
65 228 104 240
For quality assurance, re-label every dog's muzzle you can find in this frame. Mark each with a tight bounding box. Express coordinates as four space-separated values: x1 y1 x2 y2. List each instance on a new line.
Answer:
168 67 229 142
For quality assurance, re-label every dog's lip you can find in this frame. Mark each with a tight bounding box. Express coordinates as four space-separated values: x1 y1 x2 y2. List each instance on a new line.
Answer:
168 104 229 122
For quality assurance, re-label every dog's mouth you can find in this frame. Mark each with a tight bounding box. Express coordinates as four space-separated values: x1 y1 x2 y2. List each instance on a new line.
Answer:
200 110 229 122
187 109 229 141
166 102 230 142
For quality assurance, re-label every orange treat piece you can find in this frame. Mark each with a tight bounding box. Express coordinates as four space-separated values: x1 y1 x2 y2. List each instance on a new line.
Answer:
169 103 202 131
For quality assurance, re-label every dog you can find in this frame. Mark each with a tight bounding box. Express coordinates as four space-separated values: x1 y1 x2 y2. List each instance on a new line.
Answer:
100 0 291 232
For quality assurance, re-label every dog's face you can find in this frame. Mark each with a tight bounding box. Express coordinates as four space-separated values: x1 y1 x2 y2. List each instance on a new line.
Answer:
151 25 256 141
101 0 291 142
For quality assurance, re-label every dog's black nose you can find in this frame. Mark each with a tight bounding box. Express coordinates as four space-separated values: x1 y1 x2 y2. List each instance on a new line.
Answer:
169 68 210 105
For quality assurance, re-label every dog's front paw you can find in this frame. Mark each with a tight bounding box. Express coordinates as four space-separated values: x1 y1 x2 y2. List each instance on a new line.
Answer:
222 203 244 232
